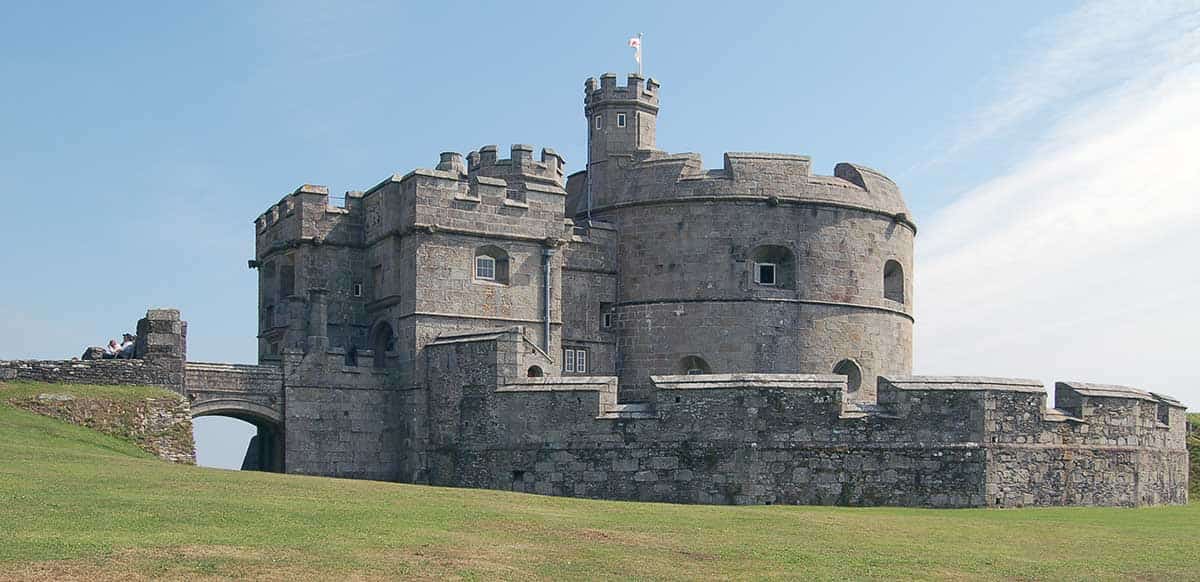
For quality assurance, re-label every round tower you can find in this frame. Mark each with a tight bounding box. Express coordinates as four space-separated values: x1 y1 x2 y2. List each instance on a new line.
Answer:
581 74 915 403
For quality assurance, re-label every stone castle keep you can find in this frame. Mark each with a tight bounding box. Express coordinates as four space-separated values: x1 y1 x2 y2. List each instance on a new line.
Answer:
2 72 1188 507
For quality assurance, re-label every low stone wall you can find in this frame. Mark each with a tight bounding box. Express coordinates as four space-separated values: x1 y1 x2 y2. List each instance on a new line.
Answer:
6 392 195 464
415 329 1189 508
0 359 182 391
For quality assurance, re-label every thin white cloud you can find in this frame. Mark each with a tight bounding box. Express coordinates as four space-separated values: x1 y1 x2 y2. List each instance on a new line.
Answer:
916 0 1200 407
952 0 1200 152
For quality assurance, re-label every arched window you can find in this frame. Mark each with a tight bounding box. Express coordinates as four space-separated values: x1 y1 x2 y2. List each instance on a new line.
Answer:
750 245 796 289
527 365 544 378
369 321 395 368
475 246 510 284
679 355 711 375
833 359 863 394
883 260 904 303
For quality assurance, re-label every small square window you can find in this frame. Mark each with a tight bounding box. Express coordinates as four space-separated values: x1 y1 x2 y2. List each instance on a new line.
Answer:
755 263 777 286
476 256 496 281
564 349 576 373
352 282 363 297
616 113 626 128
594 115 602 130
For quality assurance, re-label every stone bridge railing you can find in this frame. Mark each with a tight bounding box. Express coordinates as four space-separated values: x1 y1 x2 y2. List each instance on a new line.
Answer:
185 362 284 424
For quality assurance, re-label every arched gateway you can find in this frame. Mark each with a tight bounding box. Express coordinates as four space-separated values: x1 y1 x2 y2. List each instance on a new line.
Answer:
184 362 285 472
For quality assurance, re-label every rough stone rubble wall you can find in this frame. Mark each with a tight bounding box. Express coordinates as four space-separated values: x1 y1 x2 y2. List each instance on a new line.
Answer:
7 393 196 464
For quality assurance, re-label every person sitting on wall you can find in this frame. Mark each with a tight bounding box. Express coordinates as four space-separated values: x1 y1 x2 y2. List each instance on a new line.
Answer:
116 333 137 359
102 339 120 359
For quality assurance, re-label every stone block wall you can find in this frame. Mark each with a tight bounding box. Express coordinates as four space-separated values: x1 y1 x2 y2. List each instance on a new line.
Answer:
416 331 1188 508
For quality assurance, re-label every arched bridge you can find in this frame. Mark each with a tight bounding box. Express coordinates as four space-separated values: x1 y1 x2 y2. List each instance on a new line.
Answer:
184 362 285 471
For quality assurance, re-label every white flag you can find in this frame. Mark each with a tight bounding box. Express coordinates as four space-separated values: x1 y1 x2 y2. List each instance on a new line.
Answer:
628 36 641 64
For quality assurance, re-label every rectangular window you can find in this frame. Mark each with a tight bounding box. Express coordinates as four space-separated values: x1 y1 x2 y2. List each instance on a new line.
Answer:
476 256 496 281
564 349 576 373
594 114 602 130
575 349 586 373
352 282 363 297
755 263 777 286
616 113 626 128
602 312 613 329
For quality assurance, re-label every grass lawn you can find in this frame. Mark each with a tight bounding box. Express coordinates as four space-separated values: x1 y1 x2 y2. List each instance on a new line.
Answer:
0 393 1196 581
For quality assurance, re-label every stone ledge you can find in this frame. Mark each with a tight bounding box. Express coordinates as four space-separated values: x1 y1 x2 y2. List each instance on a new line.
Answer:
652 373 846 390
883 376 1045 392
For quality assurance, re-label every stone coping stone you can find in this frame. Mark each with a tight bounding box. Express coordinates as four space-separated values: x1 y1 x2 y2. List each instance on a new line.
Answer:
883 376 1045 392
1057 381 1183 406
652 373 846 390
498 376 617 392
427 327 523 346
186 362 283 375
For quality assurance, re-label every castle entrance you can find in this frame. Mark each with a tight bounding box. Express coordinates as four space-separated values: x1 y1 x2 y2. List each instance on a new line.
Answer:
191 404 284 472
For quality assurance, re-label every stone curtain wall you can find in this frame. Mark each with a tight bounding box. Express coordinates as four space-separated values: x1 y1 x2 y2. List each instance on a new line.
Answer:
419 331 1189 508
7 392 195 464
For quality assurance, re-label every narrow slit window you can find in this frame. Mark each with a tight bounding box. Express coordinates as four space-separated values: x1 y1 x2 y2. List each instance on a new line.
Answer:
352 282 363 297
616 113 626 128
594 114 602 130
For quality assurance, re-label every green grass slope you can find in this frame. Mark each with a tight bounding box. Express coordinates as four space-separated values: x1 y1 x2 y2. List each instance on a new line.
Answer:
0 399 1196 580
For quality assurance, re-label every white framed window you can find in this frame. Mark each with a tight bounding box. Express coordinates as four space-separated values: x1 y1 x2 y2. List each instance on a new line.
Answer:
475 256 496 281
352 282 363 297
616 113 626 128
594 114 602 130
754 262 777 286
563 348 587 373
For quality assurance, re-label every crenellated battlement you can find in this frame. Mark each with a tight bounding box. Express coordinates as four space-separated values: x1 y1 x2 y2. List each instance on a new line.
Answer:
584 73 660 110
464 144 565 184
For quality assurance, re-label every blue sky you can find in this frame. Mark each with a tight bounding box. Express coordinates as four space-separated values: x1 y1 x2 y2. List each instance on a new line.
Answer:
3 1 1197 469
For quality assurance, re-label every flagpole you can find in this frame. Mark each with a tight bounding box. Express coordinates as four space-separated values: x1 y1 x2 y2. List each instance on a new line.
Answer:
638 32 644 77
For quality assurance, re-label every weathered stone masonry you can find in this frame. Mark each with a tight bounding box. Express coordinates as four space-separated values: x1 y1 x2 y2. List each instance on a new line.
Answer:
225 70 1187 506
3 70 1187 506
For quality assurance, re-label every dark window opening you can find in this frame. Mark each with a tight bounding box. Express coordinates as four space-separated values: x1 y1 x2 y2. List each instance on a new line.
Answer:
679 355 711 375
755 263 777 286
352 282 363 297
617 113 627 128
279 258 295 299
1157 402 1170 425
833 359 863 394
369 321 395 369
750 245 795 289
512 470 526 481
884 260 905 303
527 365 544 378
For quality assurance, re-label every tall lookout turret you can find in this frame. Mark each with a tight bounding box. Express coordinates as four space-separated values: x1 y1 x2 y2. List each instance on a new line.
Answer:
568 73 916 402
